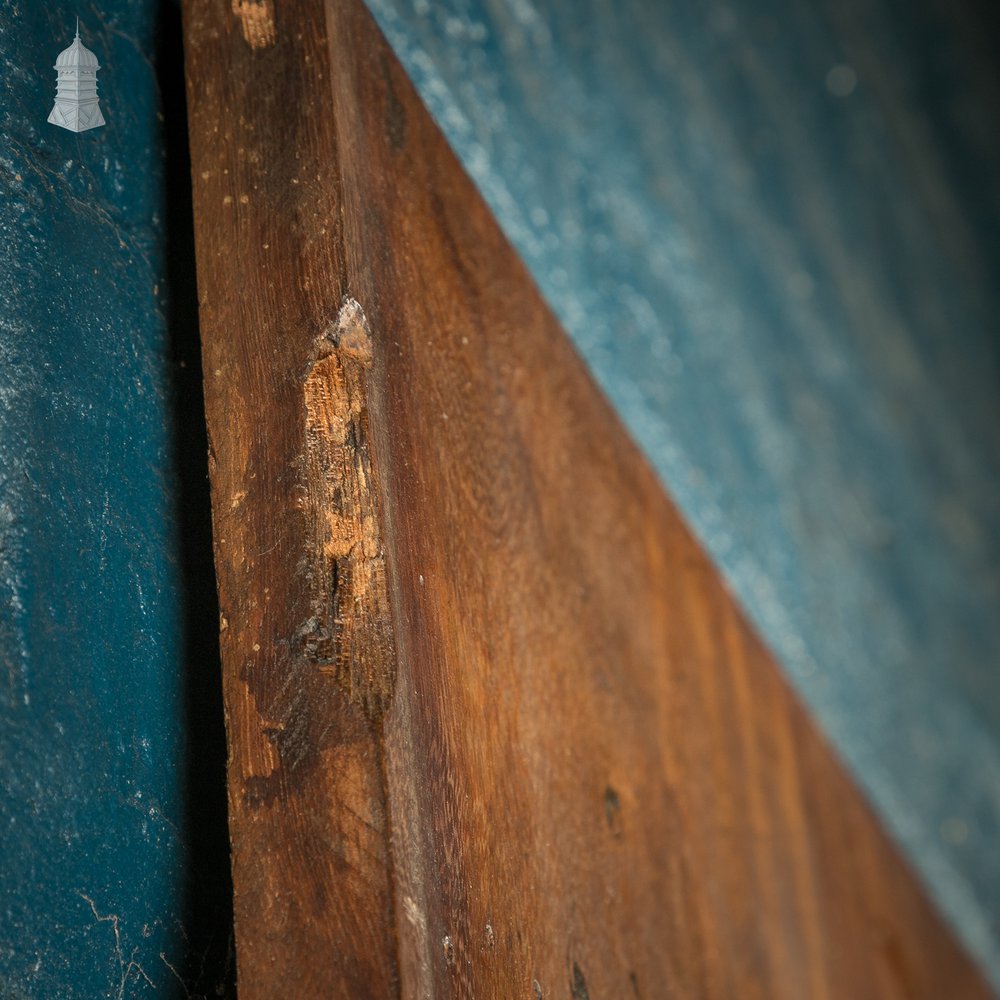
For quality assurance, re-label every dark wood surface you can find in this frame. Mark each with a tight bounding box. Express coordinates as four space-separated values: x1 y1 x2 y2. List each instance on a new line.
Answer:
182 1 994 996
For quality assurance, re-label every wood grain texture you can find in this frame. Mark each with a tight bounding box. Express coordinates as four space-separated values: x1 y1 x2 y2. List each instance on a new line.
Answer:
364 9 1000 972
301 298 396 717
182 1 994 997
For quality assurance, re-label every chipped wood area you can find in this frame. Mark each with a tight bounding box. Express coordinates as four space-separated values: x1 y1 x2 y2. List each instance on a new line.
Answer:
232 0 276 50
300 299 395 717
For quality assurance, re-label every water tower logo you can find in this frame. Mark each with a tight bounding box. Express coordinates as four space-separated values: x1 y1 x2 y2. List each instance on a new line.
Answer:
48 19 105 133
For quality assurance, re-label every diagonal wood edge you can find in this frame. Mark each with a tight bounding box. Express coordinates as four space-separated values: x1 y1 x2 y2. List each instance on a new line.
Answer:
182 0 994 996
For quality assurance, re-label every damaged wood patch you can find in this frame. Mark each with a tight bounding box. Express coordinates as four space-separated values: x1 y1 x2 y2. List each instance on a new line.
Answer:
232 0 277 49
299 298 396 717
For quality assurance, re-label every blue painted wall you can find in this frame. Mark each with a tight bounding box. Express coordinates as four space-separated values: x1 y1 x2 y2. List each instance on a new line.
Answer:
0 4 231 997
364 0 1000 986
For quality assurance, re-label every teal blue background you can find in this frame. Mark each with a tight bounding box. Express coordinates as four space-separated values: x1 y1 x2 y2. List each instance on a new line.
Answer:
0 4 232 997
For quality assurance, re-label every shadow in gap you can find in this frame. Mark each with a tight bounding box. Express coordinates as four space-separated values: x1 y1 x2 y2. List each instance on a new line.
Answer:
156 1 236 994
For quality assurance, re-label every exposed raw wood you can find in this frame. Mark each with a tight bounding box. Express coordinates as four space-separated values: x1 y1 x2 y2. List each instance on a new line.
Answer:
301 298 396 717
182 1 994 997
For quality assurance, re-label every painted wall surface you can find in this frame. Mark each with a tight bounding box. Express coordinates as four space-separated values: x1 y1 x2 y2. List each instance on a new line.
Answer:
364 0 1000 986
0 4 231 997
